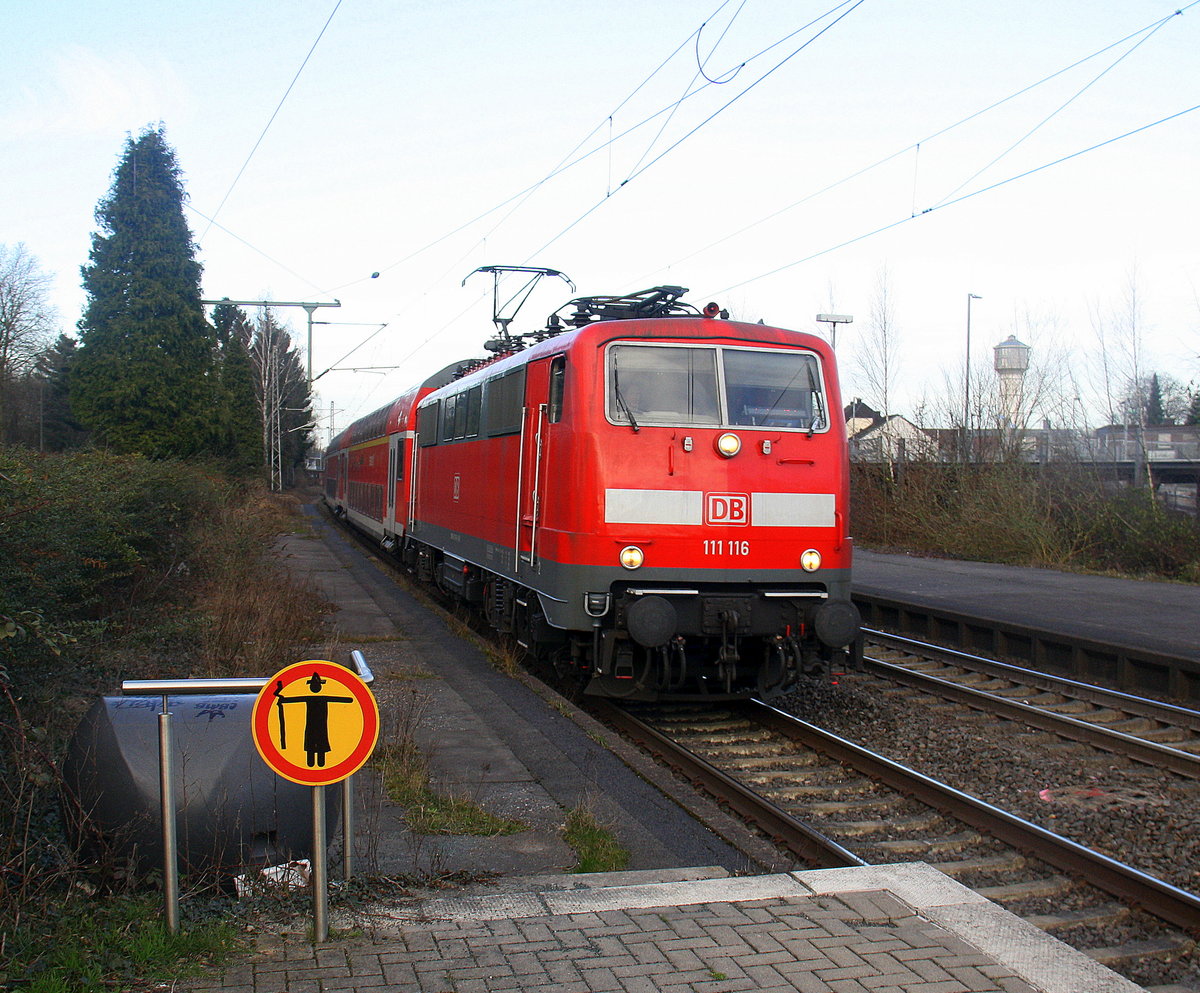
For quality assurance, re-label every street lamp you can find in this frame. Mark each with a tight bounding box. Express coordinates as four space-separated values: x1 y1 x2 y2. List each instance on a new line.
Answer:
964 294 982 459
816 313 853 351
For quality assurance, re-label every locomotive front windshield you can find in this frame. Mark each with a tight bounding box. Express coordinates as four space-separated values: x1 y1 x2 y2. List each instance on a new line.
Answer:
607 343 826 431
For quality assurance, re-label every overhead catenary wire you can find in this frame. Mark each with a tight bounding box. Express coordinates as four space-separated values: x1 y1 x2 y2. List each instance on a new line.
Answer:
198 0 343 244
636 1 1197 284
625 0 751 181
336 0 866 296
694 0 751 85
704 102 1200 299
325 1 734 294
318 0 871 408
928 8 1184 209
186 203 331 296
523 0 869 263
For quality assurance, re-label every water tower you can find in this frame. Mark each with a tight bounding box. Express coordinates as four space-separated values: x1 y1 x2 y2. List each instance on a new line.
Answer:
993 335 1031 427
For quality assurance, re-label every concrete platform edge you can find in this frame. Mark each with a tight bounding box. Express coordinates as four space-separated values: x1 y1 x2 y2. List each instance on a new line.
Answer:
797 863 1143 993
362 862 1142 993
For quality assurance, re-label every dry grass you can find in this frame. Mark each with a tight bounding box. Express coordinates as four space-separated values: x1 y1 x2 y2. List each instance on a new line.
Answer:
0 469 332 989
190 498 331 676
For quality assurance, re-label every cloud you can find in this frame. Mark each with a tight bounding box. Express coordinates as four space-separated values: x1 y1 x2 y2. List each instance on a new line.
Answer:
2 44 188 137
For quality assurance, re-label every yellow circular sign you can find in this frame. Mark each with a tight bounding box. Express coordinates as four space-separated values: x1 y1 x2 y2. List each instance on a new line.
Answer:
251 660 379 786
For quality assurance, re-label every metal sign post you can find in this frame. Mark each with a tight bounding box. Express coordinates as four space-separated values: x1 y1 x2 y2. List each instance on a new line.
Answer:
122 653 375 936
158 695 180 934
312 786 328 941
251 659 380 943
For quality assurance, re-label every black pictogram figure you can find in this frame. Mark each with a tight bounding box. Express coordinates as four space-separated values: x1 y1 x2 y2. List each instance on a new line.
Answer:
273 672 355 767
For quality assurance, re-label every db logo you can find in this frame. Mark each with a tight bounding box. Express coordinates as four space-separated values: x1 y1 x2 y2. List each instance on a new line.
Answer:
705 492 750 526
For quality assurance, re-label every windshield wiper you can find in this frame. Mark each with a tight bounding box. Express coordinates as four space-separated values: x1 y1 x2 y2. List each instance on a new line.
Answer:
805 364 826 438
613 365 640 433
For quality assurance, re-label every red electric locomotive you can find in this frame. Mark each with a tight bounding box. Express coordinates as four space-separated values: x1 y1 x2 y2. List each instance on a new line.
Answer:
324 284 860 700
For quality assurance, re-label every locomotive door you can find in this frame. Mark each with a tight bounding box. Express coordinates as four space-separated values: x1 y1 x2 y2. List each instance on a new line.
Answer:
516 358 553 574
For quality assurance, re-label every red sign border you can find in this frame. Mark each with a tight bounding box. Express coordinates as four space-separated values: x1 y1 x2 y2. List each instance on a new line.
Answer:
704 491 751 527
252 659 380 786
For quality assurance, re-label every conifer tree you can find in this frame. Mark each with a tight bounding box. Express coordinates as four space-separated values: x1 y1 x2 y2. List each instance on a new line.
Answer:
33 334 89 451
1145 373 1168 426
72 126 218 459
1186 390 1200 427
212 302 263 473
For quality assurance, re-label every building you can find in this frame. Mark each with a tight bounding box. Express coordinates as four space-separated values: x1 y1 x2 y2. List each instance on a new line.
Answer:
844 399 938 462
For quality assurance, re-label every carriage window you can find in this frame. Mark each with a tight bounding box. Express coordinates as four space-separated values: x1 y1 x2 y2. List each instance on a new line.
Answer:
418 400 439 447
723 349 824 430
484 367 525 436
440 395 457 443
452 391 469 439
395 439 406 479
464 385 482 438
548 356 566 424
607 345 719 427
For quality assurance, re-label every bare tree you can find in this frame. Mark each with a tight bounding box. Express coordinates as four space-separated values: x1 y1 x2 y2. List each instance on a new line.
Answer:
855 266 900 417
1090 269 1154 489
0 244 57 439
249 307 312 490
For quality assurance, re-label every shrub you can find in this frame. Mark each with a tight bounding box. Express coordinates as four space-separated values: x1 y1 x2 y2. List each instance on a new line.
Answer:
850 460 1200 580
0 448 329 990
0 447 222 649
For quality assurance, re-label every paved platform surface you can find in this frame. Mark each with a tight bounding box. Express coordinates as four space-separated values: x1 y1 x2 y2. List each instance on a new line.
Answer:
188 864 1143 992
182 504 1147 992
854 549 1200 661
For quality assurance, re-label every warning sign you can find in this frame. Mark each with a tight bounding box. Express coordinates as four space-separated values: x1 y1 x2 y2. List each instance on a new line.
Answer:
252 660 379 786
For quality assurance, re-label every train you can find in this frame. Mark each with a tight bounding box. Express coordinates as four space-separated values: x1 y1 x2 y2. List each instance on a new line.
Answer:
323 283 860 701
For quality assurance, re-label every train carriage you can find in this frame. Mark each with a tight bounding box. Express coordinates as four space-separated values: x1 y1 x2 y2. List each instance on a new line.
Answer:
325 286 859 700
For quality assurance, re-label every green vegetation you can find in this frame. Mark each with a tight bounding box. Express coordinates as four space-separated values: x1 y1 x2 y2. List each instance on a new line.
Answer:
562 805 630 874
7 895 241 993
851 462 1200 583
0 447 328 990
378 735 526 836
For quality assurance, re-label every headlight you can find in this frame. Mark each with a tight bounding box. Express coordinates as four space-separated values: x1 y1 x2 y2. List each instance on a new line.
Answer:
800 548 822 572
715 432 741 458
619 545 645 570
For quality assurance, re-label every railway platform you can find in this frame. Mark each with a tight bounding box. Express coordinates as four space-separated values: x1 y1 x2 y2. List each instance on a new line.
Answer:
853 549 1200 663
183 504 1146 992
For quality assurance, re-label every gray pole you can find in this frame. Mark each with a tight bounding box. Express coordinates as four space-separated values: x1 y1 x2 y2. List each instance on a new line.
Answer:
964 294 981 461
158 696 180 934
200 298 340 387
312 786 328 943
342 777 353 881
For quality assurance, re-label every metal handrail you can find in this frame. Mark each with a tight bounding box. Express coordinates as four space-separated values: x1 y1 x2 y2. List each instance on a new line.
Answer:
120 649 374 696
125 650 374 940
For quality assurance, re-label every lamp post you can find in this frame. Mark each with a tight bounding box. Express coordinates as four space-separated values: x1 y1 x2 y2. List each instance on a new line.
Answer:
964 294 981 460
816 313 853 351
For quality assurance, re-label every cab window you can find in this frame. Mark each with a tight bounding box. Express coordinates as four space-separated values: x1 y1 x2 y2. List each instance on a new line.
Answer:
548 356 566 424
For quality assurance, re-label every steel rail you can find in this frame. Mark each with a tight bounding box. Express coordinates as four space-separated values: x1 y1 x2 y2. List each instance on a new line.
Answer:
852 592 1200 704
865 628 1200 732
746 698 1200 934
589 699 865 870
860 652 1200 780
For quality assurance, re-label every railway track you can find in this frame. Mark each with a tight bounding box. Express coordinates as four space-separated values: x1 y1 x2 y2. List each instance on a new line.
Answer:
590 698 1200 991
860 629 1200 779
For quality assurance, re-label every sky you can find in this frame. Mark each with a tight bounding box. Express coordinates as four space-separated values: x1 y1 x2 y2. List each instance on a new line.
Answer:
3 0 1198 442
